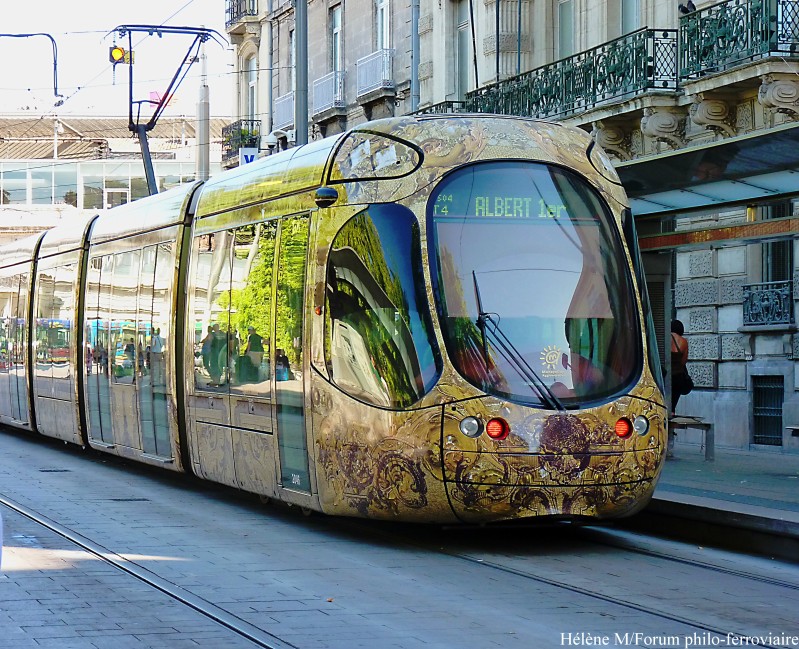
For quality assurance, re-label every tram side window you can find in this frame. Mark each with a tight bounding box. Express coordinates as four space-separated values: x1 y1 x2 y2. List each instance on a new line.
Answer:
51 264 76 395
230 222 278 395
192 231 234 391
110 250 141 385
34 269 56 381
324 204 441 409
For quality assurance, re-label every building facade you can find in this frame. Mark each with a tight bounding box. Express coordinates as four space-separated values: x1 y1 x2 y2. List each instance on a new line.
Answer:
225 0 799 453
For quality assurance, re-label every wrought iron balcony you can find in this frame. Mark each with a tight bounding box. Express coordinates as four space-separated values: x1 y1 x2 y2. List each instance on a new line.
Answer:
356 49 395 98
466 28 677 120
680 0 799 79
226 0 258 27
312 71 346 117
273 92 295 131
222 119 261 162
742 280 794 327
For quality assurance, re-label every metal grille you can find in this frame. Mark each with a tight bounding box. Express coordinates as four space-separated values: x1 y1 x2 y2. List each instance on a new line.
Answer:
648 279 667 368
752 376 784 446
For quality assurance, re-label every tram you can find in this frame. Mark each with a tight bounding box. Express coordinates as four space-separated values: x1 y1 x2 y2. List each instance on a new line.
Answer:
0 115 666 523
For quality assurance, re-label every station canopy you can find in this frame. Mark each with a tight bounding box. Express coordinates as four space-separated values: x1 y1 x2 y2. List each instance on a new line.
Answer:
616 122 799 217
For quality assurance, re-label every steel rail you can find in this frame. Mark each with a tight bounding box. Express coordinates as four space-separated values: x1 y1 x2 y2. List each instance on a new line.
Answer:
0 493 296 649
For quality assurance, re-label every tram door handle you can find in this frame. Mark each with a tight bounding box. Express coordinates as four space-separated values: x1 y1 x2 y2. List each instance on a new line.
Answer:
247 399 255 414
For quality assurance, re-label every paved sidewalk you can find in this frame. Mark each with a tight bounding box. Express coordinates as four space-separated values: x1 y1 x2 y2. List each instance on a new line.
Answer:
649 440 799 539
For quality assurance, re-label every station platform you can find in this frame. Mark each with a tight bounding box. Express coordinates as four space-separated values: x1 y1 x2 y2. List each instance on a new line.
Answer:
643 438 799 546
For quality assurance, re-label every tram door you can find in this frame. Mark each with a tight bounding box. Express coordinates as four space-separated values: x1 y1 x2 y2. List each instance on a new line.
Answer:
107 249 142 451
274 214 311 494
188 230 234 484
0 272 27 425
135 243 173 458
85 255 115 446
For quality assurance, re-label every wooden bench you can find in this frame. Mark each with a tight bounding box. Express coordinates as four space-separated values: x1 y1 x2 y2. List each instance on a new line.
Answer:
668 415 715 461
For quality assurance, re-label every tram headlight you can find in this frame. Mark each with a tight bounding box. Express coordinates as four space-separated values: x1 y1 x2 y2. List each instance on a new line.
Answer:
486 417 510 440
615 418 633 439
459 416 483 438
633 415 650 436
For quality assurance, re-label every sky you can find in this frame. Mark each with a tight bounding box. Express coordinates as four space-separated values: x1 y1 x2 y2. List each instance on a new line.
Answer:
0 0 234 117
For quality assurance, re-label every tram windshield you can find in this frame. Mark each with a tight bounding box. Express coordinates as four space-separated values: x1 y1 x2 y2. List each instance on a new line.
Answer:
428 161 642 408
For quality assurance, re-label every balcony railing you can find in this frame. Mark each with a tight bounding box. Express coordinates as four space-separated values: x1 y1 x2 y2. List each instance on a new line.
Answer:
313 71 346 116
222 119 261 162
273 92 294 131
742 280 794 327
356 49 395 98
466 28 678 120
680 0 799 79
226 0 258 27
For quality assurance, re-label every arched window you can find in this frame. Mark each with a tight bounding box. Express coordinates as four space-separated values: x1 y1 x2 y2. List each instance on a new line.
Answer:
621 0 640 35
376 0 390 50
331 5 343 72
246 55 257 120
456 0 471 100
557 0 574 59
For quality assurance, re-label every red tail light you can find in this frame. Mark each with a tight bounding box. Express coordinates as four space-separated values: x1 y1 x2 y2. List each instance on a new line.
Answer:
615 418 633 439
486 417 510 440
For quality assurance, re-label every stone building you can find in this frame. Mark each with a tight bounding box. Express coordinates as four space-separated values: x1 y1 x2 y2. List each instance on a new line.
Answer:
224 0 799 453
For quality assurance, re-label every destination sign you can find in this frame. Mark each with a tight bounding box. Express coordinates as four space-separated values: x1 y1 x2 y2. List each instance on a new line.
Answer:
434 193 568 219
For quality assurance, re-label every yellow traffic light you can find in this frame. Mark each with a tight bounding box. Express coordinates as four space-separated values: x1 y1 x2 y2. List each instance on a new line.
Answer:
109 45 133 65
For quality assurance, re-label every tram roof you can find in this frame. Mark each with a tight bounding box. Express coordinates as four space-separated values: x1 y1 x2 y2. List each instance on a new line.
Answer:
0 231 46 269
38 213 97 259
195 136 342 218
88 182 202 245
617 121 799 217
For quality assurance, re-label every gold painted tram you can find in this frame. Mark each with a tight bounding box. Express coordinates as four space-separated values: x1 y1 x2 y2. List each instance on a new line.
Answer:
0 115 666 523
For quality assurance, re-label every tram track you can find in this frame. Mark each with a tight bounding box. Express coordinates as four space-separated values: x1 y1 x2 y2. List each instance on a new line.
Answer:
438 546 784 649
0 493 296 649
577 525 799 591
1 427 795 649
332 517 796 649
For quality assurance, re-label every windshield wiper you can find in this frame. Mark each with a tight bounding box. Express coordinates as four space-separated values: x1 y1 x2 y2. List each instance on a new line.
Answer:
472 270 489 366
471 271 565 411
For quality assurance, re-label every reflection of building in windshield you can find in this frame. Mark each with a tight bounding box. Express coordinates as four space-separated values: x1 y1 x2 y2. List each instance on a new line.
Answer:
327 246 422 407
330 321 391 406
563 220 616 396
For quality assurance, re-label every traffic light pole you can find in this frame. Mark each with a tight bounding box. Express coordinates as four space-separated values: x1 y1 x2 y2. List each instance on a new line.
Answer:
109 25 225 195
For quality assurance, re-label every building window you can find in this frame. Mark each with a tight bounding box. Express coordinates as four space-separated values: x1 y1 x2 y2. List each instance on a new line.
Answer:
376 0 390 49
752 376 784 446
621 0 639 35
456 0 470 100
331 5 343 72
558 0 574 59
756 202 794 283
246 55 257 120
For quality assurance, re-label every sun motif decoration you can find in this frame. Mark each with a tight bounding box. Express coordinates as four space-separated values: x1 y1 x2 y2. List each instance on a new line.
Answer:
540 345 562 371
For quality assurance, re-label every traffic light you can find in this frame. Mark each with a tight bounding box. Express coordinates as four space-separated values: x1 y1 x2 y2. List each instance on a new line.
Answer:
109 45 133 65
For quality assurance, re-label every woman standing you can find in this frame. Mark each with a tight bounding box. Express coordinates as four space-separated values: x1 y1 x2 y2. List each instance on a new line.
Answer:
671 319 690 416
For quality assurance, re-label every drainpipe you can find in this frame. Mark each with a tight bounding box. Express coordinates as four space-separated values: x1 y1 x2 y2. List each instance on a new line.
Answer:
294 0 308 145
266 0 274 136
411 0 420 111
